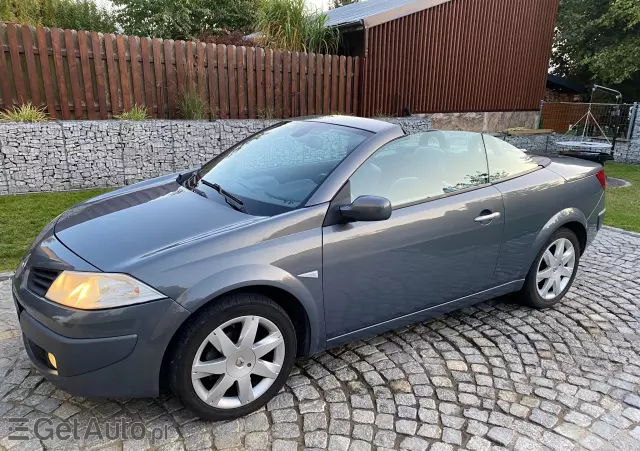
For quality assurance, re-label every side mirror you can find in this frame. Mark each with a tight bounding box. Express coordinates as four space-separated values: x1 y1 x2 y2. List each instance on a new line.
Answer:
339 196 392 223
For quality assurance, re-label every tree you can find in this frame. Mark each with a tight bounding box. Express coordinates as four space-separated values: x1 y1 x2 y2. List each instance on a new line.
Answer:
330 0 358 10
552 0 640 100
112 0 257 40
0 0 116 33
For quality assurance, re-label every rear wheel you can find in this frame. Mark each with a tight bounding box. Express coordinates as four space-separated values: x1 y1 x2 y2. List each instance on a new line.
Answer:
169 293 297 420
520 228 580 308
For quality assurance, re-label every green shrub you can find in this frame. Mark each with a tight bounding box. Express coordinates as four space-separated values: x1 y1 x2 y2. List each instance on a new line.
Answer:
0 103 49 122
256 106 276 119
176 66 210 120
115 105 148 120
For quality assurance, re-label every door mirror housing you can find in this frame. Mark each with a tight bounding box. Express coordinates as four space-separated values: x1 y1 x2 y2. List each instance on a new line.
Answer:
339 196 392 223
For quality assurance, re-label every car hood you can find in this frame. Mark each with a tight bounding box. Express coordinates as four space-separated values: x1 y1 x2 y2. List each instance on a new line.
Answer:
54 179 259 272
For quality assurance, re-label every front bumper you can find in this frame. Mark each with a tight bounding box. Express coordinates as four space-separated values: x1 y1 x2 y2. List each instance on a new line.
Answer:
13 235 191 398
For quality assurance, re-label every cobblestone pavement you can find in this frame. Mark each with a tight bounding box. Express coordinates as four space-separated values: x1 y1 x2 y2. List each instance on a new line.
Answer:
1 227 639 451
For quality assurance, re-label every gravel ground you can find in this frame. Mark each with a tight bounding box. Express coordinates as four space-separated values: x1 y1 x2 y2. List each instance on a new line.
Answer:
0 227 639 451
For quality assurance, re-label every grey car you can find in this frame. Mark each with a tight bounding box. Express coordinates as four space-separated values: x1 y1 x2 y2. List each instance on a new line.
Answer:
13 116 606 420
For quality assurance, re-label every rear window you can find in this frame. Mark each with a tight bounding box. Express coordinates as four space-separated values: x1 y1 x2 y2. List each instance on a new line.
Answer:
483 134 540 182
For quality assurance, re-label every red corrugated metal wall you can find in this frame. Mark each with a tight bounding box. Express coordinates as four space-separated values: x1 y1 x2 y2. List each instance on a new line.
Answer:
360 0 559 117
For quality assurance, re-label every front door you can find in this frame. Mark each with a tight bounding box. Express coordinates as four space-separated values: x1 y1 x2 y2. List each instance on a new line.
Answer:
322 132 505 342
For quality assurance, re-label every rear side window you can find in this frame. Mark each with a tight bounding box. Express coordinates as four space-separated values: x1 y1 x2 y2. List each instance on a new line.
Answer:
483 134 539 182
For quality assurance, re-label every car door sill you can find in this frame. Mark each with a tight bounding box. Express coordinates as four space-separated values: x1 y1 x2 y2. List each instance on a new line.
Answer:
326 279 524 348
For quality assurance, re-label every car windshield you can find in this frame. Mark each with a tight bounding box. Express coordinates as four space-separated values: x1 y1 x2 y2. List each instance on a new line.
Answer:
197 121 372 216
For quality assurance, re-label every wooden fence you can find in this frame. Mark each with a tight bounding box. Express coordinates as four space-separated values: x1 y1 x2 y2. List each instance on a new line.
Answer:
0 23 361 120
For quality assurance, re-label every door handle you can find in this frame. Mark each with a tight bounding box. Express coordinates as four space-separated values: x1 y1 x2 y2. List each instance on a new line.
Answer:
474 212 501 223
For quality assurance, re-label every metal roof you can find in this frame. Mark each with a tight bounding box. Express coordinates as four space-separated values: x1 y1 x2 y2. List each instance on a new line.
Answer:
325 0 451 28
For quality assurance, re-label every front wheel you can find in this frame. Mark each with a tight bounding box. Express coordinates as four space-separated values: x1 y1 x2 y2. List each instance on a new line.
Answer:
169 293 297 420
520 228 580 308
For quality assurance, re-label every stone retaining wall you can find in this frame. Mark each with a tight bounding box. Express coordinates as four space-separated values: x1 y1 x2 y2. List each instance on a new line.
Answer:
0 117 432 195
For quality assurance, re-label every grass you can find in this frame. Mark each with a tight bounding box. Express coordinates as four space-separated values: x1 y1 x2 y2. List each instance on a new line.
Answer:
0 103 49 122
115 105 149 120
0 189 110 271
604 163 640 233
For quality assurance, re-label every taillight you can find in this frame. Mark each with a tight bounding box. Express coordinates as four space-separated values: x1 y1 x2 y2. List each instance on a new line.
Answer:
595 169 606 190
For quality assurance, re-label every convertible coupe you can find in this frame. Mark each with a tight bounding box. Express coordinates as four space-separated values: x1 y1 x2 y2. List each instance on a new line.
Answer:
13 116 606 420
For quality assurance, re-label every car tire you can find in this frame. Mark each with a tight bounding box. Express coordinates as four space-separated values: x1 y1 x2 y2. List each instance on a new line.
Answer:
520 227 580 309
169 292 297 421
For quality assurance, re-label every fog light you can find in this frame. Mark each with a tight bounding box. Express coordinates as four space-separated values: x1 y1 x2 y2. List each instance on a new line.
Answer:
47 352 57 369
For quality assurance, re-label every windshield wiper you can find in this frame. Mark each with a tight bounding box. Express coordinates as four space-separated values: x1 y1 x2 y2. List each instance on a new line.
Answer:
199 179 247 213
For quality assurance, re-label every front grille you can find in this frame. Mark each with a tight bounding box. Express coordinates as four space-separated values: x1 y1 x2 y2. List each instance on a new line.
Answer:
28 268 61 297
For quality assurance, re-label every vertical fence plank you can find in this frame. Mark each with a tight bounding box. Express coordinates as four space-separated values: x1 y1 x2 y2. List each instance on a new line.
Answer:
197 42 206 108
353 57 360 116
346 57 353 115
152 39 163 118
246 47 255 118
104 33 119 116
237 47 246 119
292 52 299 117
274 51 282 117
51 29 70 119
256 48 264 113
37 27 56 117
227 45 237 119
141 38 153 111
265 49 273 114
164 39 175 117
91 32 108 119
129 36 141 107
282 51 289 118
116 35 131 112
331 56 339 112
307 53 315 116
338 56 346 113
175 40 185 96
0 31 13 109
217 44 228 119
186 40 194 73
206 43 218 119
315 54 323 115
21 26 40 107
7 24 27 104
65 30 84 118
299 53 306 116
323 55 330 114
78 31 97 119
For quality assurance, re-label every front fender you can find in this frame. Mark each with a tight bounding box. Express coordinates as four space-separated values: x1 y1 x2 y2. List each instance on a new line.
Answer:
523 208 587 278
175 264 323 354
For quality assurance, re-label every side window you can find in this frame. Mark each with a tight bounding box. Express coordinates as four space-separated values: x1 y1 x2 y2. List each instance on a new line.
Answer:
349 131 490 208
483 134 539 182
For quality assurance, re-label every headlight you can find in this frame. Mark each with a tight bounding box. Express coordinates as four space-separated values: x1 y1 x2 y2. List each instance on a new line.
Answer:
45 271 164 310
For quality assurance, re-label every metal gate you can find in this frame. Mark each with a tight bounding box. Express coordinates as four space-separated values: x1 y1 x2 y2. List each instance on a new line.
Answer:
540 102 636 140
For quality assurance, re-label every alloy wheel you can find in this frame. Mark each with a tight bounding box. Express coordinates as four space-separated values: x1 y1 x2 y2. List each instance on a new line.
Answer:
536 238 576 300
191 315 285 409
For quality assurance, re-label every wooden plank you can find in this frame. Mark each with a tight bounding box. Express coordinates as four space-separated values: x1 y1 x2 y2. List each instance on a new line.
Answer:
307 53 315 115
164 39 175 117
116 35 131 112
217 44 228 119
104 33 119 116
51 29 70 119
265 49 273 114
323 55 330 114
0 30 13 109
255 48 264 112
36 27 56 117
331 55 339 112
128 36 142 107
197 42 206 107
274 50 282 117
291 52 299 116
206 43 218 119
338 56 346 113
227 45 237 119
353 57 360 116
185 40 194 74
299 53 306 116
282 51 289 117
141 37 153 110
246 47 255 118
236 46 246 118
91 32 108 119
78 31 97 119
175 40 185 94
152 39 163 118
21 26 40 107
316 54 323 115
346 57 352 114
65 29 84 118
6 24 26 104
